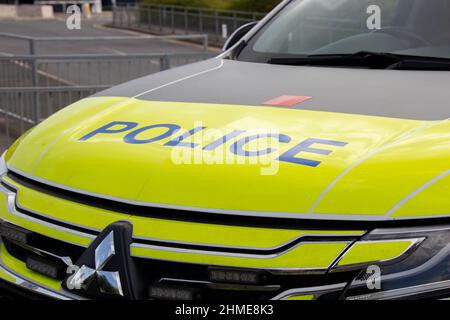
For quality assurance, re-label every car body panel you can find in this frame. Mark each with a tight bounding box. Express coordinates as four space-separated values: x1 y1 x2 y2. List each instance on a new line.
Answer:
335 240 416 267
6 59 449 222
392 173 450 217
6 94 448 220
129 241 350 269
1 0 449 300
0 53 448 299
1 176 364 249
0 187 92 247
97 59 450 121
5 96 129 173
1 244 61 291
315 120 450 217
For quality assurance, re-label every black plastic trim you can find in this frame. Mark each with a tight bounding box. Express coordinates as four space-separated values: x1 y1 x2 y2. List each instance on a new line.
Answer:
7 170 450 231
0 279 52 300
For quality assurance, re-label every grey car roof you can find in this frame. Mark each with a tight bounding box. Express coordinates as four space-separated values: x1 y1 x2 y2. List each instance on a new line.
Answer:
96 58 449 121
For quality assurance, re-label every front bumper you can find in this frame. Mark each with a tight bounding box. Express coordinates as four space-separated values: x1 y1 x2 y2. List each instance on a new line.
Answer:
0 170 365 300
0 239 79 300
0 230 347 301
1 170 449 300
0 179 83 300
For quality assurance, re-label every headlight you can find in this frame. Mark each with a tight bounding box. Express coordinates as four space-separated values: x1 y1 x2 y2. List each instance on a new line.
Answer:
335 225 450 300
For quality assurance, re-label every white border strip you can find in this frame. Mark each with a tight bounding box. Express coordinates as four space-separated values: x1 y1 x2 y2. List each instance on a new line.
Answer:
386 169 450 217
308 121 441 215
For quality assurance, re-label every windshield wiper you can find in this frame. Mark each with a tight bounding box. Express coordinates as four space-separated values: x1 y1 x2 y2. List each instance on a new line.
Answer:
268 51 450 70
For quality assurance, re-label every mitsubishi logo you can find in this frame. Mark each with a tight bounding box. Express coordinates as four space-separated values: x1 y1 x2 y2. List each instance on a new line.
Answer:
67 231 123 296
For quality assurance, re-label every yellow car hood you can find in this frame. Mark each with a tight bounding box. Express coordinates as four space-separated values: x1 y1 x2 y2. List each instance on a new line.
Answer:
6 96 450 221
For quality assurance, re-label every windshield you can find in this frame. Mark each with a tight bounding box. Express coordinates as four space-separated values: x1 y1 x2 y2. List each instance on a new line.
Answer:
238 0 450 63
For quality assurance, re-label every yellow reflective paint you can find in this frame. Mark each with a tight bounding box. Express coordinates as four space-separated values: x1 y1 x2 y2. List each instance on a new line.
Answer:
4 176 131 232
285 294 315 300
1 244 62 291
0 265 15 283
8 97 433 219
131 242 349 269
5 127 34 162
7 96 129 173
391 174 450 218
3 176 363 249
131 215 362 249
337 240 415 266
315 120 450 216
0 191 92 247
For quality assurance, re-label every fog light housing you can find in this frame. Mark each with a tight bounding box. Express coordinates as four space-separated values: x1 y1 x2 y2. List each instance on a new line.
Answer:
0 222 33 244
149 284 200 300
208 268 265 285
26 255 65 279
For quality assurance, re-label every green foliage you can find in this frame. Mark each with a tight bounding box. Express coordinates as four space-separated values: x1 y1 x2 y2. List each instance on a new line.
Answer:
144 0 281 12
228 0 280 12
146 0 229 9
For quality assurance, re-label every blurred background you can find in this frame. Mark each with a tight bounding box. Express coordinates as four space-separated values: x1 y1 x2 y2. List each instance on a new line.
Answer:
0 0 280 151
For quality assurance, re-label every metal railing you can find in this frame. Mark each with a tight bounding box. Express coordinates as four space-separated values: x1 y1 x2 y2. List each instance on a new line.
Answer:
0 32 209 55
0 53 214 88
0 32 215 147
0 86 105 141
112 3 266 44
0 52 213 142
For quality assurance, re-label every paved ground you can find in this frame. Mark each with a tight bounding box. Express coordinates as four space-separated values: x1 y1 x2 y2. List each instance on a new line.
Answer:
0 134 10 153
0 13 215 56
0 14 219 152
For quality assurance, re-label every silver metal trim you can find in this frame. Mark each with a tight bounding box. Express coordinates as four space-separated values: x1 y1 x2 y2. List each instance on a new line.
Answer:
131 241 349 259
386 169 450 217
7 166 322 220
308 121 442 215
70 231 124 296
9 166 447 222
3 175 364 252
0 237 79 300
132 231 363 253
2 179 353 272
3 178 101 235
159 278 280 292
0 152 7 177
130 241 351 274
0 182 95 246
370 224 450 235
346 279 450 300
271 282 347 300
325 240 356 272
329 238 425 272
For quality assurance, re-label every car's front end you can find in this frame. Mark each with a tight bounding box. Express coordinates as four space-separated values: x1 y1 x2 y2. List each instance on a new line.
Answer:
1 0 450 300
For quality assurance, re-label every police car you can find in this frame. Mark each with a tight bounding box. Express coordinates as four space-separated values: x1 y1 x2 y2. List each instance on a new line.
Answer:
0 0 449 300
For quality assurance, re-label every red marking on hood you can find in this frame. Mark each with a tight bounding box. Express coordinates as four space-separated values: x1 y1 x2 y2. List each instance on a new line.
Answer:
263 95 312 107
